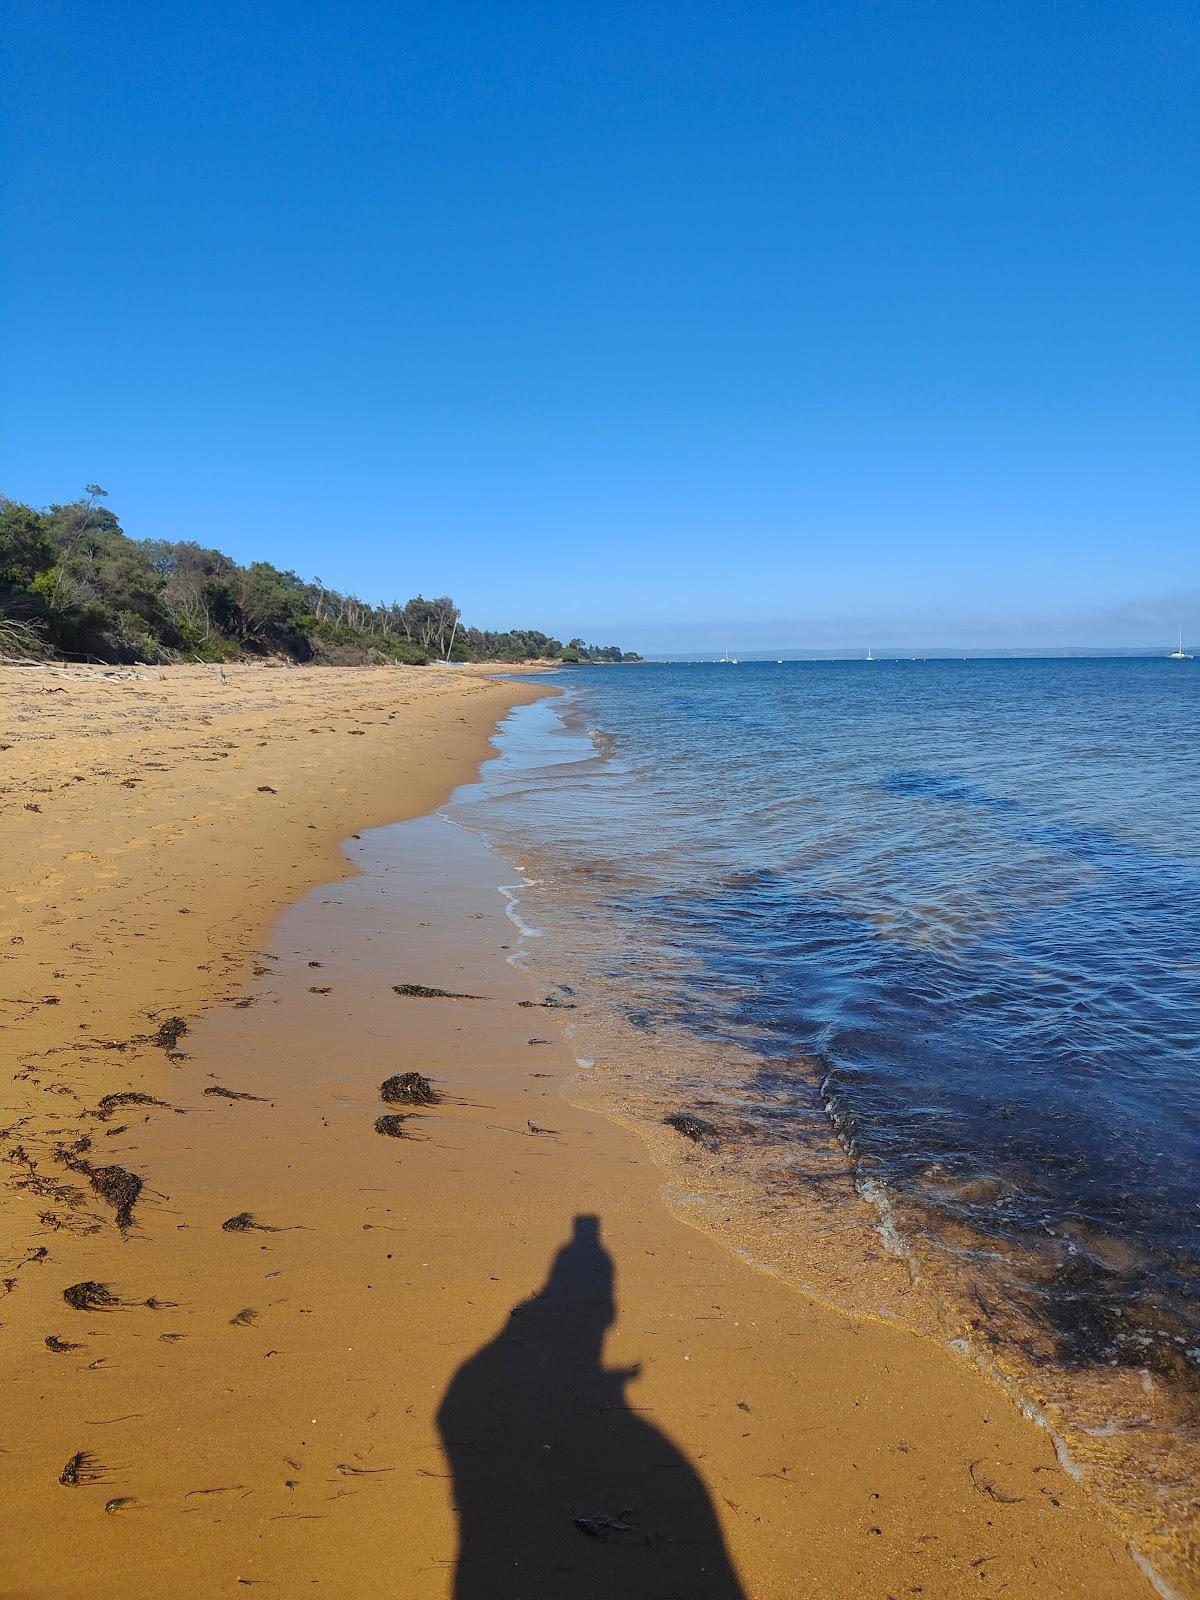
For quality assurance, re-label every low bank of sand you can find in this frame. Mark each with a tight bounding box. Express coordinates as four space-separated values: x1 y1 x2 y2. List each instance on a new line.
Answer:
0 665 1159 1597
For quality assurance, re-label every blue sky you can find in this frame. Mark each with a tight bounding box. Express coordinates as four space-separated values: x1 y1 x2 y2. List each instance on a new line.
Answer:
3 1 1197 651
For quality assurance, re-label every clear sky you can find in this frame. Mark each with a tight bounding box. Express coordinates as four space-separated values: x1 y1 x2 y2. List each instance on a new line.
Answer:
3 1 1197 652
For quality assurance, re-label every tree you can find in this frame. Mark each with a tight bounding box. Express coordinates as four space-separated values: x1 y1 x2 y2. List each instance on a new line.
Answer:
402 594 460 659
45 485 108 607
0 500 55 587
0 488 635 667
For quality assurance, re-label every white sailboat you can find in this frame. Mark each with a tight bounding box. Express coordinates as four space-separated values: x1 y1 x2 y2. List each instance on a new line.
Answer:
1168 627 1193 660
866 645 875 662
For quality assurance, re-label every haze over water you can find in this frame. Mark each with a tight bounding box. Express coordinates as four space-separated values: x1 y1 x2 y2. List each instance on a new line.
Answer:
451 657 1199 1545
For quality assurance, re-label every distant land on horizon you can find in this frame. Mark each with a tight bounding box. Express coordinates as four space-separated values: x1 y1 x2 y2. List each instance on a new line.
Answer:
638 647 1197 663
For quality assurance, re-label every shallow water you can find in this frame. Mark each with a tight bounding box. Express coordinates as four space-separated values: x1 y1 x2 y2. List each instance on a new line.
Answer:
448 658 1200 1574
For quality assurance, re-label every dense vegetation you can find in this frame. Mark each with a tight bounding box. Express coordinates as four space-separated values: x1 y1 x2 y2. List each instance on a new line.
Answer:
0 488 640 667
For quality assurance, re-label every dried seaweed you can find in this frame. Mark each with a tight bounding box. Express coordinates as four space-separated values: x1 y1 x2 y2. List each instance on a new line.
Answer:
75 1162 143 1230
150 1017 188 1049
392 983 480 1000
59 1450 107 1486
203 1085 266 1102
374 1113 409 1139
221 1212 287 1234
94 1091 169 1121
63 1281 119 1311
379 1072 437 1106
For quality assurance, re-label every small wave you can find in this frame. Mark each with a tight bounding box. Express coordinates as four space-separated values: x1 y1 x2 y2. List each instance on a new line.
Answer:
498 883 544 940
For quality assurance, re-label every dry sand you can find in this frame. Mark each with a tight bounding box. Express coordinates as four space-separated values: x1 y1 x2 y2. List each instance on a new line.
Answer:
0 663 1165 1597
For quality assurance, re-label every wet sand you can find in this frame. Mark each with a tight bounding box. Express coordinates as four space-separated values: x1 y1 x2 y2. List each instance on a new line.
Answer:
0 666 1161 1597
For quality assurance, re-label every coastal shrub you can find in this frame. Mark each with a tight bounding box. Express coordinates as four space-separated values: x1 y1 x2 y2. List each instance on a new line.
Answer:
0 488 641 667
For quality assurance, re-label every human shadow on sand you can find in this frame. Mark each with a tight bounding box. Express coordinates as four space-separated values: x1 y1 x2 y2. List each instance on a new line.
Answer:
437 1213 746 1598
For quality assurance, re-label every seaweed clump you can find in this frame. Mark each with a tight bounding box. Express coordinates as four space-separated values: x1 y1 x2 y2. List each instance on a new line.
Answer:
63 1281 119 1311
94 1091 170 1121
663 1112 720 1151
221 1212 284 1233
80 1163 143 1230
151 1017 188 1049
392 983 480 1000
380 1072 437 1106
374 1113 410 1139
59 1450 106 1486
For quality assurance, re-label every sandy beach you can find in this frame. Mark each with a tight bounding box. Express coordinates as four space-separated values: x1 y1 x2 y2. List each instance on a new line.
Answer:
0 664 1163 1597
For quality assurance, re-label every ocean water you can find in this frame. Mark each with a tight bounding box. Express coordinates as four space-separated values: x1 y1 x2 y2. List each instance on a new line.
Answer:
448 658 1200 1573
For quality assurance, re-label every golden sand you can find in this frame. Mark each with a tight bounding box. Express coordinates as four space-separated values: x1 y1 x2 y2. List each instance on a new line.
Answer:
0 663 1161 1597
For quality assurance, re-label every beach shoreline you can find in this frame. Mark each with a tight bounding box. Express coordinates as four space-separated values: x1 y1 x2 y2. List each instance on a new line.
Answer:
0 658 552 1089
0 664 1161 1597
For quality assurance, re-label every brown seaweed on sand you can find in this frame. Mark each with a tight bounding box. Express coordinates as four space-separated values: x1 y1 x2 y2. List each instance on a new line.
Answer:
46 1334 82 1352
74 1161 143 1230
374 1113 410 1138
203 1085 267 1102
379 1072 437 1106
63 1281 119 1311
392 983 480 1000
150 1017 188 1049
94 1091 170 1121
968 1459 1026 1505
221 1212 288 1233
59 1450 107 1486
14 1168 88 1208
663 1112 721 1151
574 1512 635 1540
54 1134 143 1230
230 1307 258 1327
517 995 576 1010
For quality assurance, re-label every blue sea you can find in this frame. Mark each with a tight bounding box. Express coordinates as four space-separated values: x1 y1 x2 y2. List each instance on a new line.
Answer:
449 657 1199 1551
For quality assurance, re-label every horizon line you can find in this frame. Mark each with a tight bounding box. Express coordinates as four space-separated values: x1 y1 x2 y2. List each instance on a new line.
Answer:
634 645 1194 660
